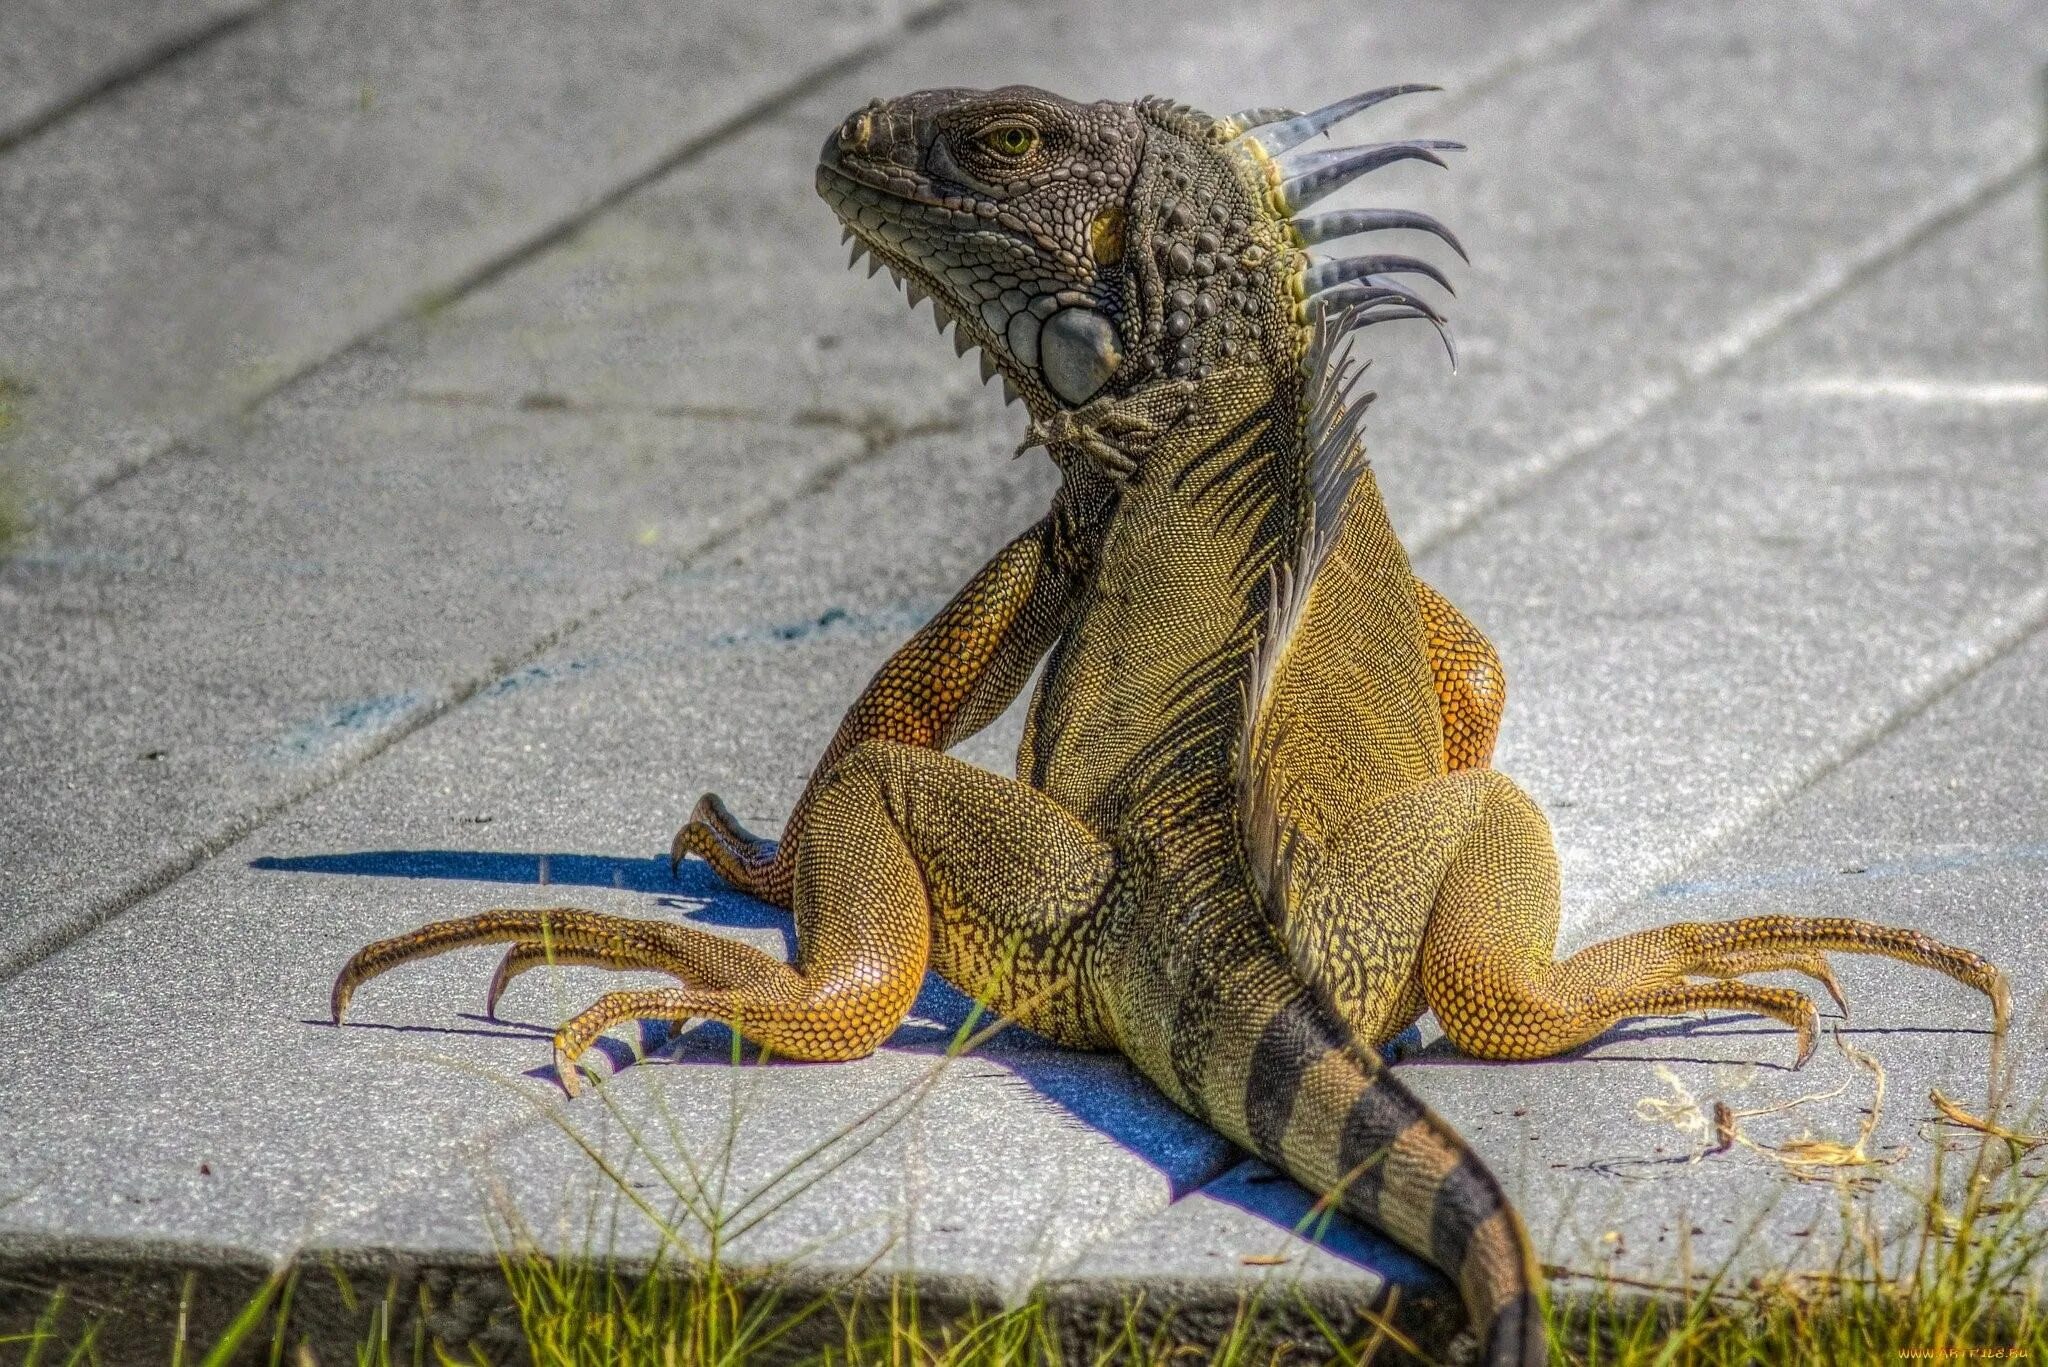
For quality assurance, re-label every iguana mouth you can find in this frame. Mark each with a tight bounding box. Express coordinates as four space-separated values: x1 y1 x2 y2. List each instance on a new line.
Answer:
815 163 1033 405
814 160 975 220
815 154 1107 411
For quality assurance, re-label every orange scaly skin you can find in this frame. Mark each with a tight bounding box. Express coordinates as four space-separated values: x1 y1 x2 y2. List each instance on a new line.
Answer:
331 85 2007 1367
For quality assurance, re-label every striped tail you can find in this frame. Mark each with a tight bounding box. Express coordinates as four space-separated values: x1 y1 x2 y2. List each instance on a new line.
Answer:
1226 991 1545 1366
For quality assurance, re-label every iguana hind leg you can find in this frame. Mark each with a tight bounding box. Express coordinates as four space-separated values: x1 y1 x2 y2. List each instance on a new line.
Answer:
336 740 1113 1090
1470 913 2007 1064
1327 770 2012 1065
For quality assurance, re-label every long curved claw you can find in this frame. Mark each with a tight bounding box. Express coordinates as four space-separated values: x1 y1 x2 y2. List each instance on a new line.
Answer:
331 915 532 1024
698 792 770 850
552 987 711 1099
669 791 731 877
672 791 779 890
486 941 551 1018
553 1040 588 1099
1810 956 1849 1020
1791 997 1820 1069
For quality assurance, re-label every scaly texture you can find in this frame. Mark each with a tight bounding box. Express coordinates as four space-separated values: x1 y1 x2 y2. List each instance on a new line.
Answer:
332 83 2010 1367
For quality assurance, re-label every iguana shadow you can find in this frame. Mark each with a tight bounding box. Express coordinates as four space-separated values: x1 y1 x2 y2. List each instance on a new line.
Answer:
260 845 1905 1295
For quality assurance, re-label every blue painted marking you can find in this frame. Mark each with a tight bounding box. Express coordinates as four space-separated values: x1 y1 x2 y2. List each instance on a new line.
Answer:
465 599 940 705
269 691 421 761
707 601 930 650
483 656 601 697
260 597 945 753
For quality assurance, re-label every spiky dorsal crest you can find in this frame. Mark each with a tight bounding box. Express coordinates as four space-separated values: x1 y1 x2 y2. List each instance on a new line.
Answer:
1212 85 1465 370
1211 84 1466 921
1215 105 1302 140
1136 94 1226 142
1238 303 1381 921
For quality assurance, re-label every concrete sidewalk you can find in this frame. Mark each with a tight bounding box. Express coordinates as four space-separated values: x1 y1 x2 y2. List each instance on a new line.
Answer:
2 0 2044 1358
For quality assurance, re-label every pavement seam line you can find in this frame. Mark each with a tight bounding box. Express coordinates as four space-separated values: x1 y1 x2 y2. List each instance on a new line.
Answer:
1406 0 1642 129
0 411 953 985
1407 140 2048 561
1574 581 2048 940
46 0 981 526
0 0 286 160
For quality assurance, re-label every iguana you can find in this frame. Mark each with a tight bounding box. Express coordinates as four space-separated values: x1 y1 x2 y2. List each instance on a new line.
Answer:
331 85 2011 1365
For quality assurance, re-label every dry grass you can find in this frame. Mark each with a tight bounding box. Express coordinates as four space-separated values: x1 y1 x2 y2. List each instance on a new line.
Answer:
9 1017 2044 1365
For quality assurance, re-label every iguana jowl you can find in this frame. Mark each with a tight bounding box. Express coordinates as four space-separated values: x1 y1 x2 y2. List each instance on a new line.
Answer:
332 84 2010 1366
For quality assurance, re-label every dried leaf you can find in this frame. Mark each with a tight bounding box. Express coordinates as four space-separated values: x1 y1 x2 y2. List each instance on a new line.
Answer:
1770 1135 1870 1167
1240 1253 1289 1266
1711 1100 1737 1154
1930 1089 2048 1149
1636 1064 1713 1157
1714 1035 1903 1181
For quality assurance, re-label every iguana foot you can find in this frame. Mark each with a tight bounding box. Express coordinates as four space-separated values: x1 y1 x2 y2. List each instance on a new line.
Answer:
1014 378 1197 482
1691 948 1849 1019
1429 904 2001 1067
1657 915 2004 1028
333 903 923 1092
671 792 790 904
547 984 879 1097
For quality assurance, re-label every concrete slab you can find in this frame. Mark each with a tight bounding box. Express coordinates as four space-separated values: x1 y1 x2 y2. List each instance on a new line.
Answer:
1360 0 2048 552
1420 173 2048 917
0 0 960 513
0 397 872 974
1042 1160 1462 1352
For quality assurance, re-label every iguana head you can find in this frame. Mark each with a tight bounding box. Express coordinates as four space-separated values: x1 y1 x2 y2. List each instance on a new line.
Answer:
816 84 1463 434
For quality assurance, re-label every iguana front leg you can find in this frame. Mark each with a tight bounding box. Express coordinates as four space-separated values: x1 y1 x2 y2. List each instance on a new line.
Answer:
336 741 1115 1090
672 501 1089 906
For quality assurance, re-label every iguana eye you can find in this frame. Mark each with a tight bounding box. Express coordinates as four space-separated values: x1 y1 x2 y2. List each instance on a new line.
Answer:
980 124 1039 159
